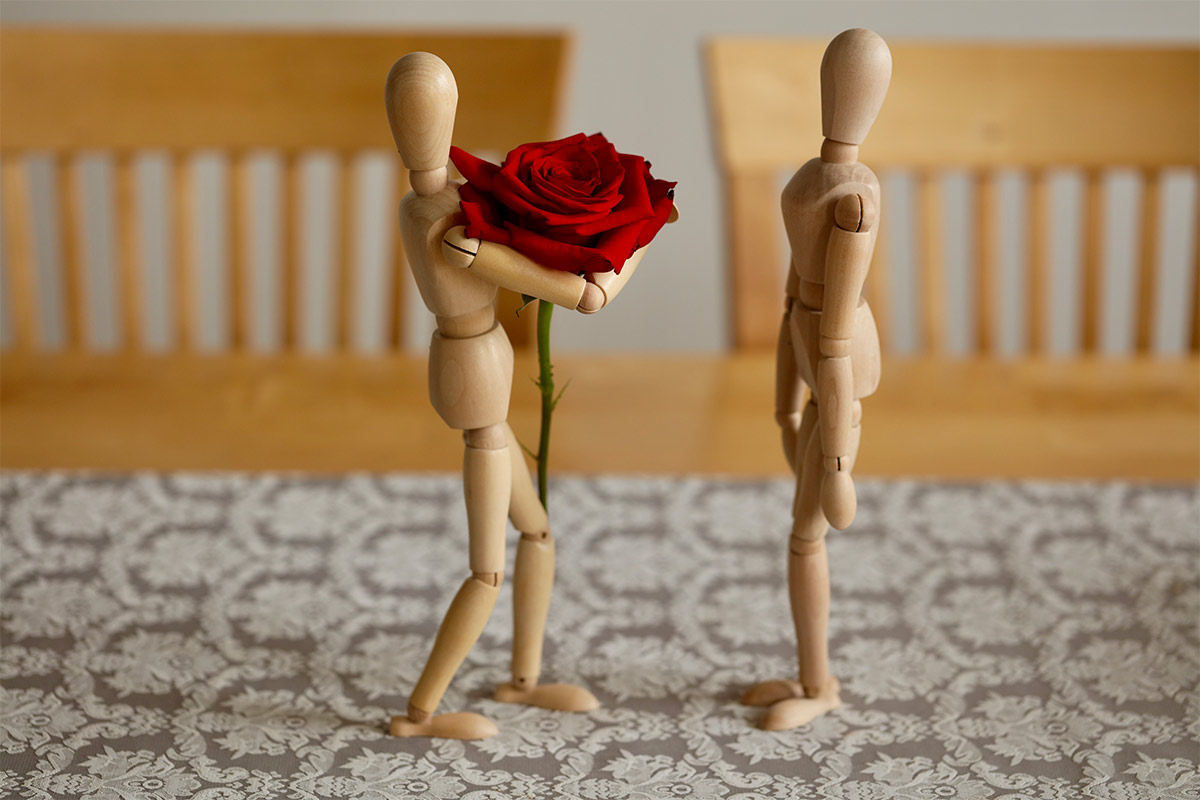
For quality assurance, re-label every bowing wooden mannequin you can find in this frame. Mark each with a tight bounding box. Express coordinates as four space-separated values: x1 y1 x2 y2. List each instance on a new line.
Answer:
740 29 891 732
384 52 655 740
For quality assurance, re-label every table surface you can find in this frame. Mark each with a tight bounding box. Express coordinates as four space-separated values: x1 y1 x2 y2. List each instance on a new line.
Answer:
2 470 1196 795
1 352 1197 480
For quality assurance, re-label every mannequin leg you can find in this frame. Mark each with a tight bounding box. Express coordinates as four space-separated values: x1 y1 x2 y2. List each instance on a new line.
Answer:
740 400 819 708
757 418 861 731
390 424 510 740
493 423 598 712
792 420 833 696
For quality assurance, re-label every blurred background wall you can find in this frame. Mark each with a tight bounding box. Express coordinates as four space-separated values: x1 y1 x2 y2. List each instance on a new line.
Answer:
2 0 1197 354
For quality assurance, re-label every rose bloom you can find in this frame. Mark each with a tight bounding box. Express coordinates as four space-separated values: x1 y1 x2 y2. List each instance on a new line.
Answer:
449 133 675 274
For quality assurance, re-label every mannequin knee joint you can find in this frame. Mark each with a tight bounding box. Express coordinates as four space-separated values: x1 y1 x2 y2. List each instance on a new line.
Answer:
789 533 826 556
464 424 507 450
472 570 503 587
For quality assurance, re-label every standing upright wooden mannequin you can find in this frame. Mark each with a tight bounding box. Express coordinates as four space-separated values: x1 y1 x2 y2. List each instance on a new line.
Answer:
384 52 612 741
740 29 891 732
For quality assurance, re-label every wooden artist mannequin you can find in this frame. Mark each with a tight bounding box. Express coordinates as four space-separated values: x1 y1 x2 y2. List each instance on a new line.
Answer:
384 52 653 740
740 29 891 731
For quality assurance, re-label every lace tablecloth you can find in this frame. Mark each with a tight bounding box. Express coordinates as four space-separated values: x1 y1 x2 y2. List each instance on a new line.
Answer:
1 472 1197 798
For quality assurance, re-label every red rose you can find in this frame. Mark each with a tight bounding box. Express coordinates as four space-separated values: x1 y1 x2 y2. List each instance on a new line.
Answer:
449 133 676 274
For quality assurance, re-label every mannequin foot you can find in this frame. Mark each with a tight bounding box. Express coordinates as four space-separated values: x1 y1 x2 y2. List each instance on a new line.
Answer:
494 681 600 712
740 678 805 707
388 711 498 740
759 678 841 731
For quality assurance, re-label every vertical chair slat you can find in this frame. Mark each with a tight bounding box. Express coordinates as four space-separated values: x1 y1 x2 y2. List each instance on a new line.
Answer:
173 153 196 351
281 153 301 350
388 164 408 351
115 154 144 351
728 171 783 349
865 199 891 353
336 152 355 351
56 154 87 349
228 153 250 351
1080 170 1104 353
1135 169 1161 353
975 170 998 354
1027 170 1049 354
496 290 535 348
1 154 38 350
918 171 945 354
1192 188 1199 353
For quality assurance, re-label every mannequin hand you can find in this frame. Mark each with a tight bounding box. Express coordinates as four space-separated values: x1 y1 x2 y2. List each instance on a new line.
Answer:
821 469 856 530
577 283 605 314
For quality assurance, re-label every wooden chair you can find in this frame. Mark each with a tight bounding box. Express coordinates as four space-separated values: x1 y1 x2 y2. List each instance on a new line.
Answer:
0 29 570 356
707 39 1200 354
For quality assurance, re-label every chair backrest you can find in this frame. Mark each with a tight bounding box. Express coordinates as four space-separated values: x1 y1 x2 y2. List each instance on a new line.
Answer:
708 39 1200 353
0 29 569 353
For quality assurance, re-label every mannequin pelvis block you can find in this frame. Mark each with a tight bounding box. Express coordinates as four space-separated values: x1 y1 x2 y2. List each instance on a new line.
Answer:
428 323 514 430
400 185 498 318
790 300 881 400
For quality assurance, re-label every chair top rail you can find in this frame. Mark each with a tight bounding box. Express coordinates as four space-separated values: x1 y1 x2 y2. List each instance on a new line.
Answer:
0 28 569 153
708 39 1200 172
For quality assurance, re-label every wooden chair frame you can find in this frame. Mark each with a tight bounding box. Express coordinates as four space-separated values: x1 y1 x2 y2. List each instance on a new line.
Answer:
707 38 1200 353
1 28 572 353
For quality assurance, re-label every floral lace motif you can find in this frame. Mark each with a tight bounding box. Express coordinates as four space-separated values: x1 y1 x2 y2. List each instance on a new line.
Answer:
1 472 1197 797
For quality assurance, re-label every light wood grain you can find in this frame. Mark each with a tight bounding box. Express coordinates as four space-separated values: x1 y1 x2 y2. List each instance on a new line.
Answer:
0 30 569 356
865 196 891 352
1194 198 1200 353
336 153 356 351
0 30 567 154
115 155 144 352
281 154 301 351
172 154 197 351
1135 169 1161 354
708 39 1199 355
511 534 554 684
388 165 409 351
1027 170 1049 354
1 154 37 350
918 172 944 354
441 229 587 312
2 353 1194 481
495 290 536 349
55 155 86 350
228 154 250 351
1080 170 1104 353
708 41 1199 172
729 171 784 348
975 171 998 353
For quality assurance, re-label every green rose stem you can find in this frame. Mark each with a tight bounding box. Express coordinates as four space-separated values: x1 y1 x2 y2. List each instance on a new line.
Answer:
534 298 556 510
520 296 571 512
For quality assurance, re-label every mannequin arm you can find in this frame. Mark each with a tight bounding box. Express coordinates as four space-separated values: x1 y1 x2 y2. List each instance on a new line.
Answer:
441 226 598 311
776 297 805 472
817 190 875 528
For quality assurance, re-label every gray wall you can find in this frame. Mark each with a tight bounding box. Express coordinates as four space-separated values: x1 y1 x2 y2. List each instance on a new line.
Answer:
2 0 1197 354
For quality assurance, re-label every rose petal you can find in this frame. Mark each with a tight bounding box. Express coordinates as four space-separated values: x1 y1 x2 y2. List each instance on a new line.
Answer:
635 182 678 249
495 171 620 229
449 147 500 191
458 184 511 244
591 218 645 274
505 223 612 273
568 154 657 236
452 133 674 276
